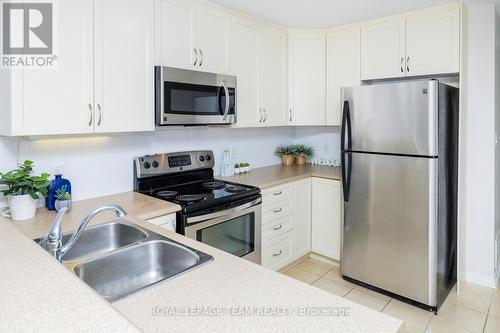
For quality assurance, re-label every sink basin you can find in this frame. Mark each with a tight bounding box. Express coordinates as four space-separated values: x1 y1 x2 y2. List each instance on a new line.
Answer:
74 240 212 301
60 221 148 261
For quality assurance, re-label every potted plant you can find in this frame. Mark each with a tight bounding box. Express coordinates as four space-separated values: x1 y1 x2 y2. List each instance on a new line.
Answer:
275 145 295 167
54 185 72 213
234 164 240 175
293 144 314 165
0 160 50 221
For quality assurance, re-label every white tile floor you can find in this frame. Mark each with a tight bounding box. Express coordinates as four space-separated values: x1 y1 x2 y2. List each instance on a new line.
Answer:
282 257 500 333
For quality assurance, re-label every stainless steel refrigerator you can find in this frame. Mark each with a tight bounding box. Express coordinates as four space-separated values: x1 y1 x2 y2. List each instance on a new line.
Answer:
340 80 458 313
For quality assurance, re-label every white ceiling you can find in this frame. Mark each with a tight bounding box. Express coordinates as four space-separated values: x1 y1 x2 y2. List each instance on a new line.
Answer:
208 0 500 28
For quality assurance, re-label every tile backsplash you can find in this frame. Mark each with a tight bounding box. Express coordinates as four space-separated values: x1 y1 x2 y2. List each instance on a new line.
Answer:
0 126 339 201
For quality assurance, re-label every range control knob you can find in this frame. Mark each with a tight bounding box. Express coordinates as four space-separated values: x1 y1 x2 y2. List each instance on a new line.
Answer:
205 155 211 161
199 156 205 162
143 161 151 169
152 161 159 168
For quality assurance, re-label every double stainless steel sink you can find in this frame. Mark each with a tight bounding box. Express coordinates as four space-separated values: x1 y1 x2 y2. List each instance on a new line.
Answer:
36 221 213 302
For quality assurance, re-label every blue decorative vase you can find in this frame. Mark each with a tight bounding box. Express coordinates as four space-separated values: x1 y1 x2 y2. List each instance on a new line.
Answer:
46 174 72 211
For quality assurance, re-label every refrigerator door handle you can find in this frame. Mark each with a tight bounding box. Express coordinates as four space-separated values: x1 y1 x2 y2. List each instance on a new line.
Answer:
341 101 352 151
341 152 352 202
341 101 353 202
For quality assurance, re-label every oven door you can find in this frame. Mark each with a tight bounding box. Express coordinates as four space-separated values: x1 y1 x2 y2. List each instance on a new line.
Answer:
155 66 236 126
184 199 261 264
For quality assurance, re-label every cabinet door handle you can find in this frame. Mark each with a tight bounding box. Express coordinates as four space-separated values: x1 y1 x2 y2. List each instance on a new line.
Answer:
263 108 267 123
273 250 282 257
273 224 283 231
199 49 203 67
88 104 93 126
97 104 102 126
273 208 283 213
259 108 263 123
406 57 410 73
193 48 198 66
400 57 404 73
289 109 292 123
273 191 282 196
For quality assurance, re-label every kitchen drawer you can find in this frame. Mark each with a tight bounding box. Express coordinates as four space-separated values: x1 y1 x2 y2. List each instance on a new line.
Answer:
262 215 294 245
262 231 293 270
262 198 293 224
262 183 294 206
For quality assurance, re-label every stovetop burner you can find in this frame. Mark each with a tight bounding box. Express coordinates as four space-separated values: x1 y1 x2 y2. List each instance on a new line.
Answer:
202 181 226 190
225 185 247 193
155 190 179 199
175 194 207 203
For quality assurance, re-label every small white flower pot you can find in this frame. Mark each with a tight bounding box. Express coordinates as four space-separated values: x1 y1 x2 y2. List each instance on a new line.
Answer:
235 168 240 175
7 194 38 221
55 199 72 213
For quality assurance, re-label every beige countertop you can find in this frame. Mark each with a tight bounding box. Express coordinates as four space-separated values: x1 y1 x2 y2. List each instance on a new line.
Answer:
220 164 341 189
1 191 402 333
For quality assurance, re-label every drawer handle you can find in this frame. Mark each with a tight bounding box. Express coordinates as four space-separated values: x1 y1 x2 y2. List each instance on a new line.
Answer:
273 208 283 213
273 224 283 231
273 191 282 196
273 250 282 257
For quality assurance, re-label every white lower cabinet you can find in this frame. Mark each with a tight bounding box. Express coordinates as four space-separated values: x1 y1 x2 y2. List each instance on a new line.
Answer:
311 178 342 260
261 179 312 271
262 231 294 271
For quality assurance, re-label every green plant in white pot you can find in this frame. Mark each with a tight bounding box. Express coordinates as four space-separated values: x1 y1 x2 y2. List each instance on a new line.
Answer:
0 161 50 221
54 185 72 213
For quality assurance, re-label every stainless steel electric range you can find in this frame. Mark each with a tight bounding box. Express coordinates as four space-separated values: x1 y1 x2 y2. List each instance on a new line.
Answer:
133 150 261 264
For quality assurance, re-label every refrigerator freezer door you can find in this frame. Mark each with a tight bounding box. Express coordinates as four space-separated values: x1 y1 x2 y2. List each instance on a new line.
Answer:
342 152 438 306
342 80 438 156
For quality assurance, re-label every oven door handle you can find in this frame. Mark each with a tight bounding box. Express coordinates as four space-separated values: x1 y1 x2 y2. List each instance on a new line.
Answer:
221 81 230 121
186 198 262 224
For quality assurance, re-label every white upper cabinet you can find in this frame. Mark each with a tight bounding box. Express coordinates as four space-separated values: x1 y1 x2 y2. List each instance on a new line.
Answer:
8 0 94 136
231 20 261 127
361 19 406 80
156 0 197 69
405 7 460 76
197 6 230 73
94 0 155 133
326 28 361 126
260 27 288 126
288 32 326 126
361 4 460 80
157 0 230 73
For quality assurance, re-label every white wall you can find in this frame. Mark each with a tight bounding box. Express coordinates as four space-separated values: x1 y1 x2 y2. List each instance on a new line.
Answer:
293 127 341 163
464 4 498 288
495 9 500 279
0 127 339 202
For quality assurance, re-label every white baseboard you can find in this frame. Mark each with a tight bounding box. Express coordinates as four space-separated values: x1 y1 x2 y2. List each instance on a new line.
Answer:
463 271 497 289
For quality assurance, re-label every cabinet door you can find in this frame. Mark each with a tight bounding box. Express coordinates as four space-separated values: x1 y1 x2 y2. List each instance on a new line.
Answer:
156 0 197 69
361 19 405 80
312 178 342 260
197 6 230 73
288 33 326 126
231 20 261 127
326 28 361 126
405 7 459 76
94 0 155 133
11 0 94 136
293 178 312 258
260 27 288 127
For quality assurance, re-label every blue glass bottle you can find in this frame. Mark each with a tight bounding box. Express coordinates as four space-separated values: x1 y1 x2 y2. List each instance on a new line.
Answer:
46 174 72 211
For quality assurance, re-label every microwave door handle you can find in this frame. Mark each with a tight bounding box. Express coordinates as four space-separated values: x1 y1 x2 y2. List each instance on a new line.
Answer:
221 81 230 121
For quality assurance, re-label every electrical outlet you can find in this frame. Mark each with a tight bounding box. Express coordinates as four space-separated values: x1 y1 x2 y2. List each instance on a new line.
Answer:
51 164 64 176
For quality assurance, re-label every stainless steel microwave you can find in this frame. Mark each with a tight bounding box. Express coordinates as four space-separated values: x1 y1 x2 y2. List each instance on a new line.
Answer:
155 66 236 126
